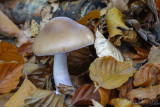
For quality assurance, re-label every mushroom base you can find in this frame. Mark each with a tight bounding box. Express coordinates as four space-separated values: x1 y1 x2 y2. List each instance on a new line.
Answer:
53 53 73 88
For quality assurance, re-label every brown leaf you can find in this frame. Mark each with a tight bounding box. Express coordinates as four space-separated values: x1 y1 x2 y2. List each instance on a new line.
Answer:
0 10 20 36
117 78 133 98
134 47 150 58
133 62 160 87
18 42 33 56
0 41 24 63
71 84 101 106
0 62 23 94
57 83 76 96
148 46 160 64
89 56 135 89
5 78 36 107
127 85 160 100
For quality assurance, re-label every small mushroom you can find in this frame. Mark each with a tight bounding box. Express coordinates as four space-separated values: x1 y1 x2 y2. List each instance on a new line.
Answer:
33 17 94 93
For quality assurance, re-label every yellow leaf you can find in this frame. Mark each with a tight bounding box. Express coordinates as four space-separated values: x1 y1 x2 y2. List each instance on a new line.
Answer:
0 41 24 63
77 10 100 26
22 63 39 76
106 7 129 46
89 56 135 89
111 98 142 107
5 78 36 107
0 62 23 94
31 19 39 36
23 89 65 107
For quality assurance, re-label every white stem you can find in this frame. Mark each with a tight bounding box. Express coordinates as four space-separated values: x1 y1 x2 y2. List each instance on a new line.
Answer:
53 53 73 87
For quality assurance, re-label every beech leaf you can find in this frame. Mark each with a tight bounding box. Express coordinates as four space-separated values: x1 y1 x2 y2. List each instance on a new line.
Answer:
89 56 135 89
94 30 124 62
5 78 36 107
111 0 129 12
0 62 23 94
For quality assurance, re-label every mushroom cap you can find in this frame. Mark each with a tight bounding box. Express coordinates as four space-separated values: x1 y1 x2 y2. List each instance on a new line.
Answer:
33 17 94 56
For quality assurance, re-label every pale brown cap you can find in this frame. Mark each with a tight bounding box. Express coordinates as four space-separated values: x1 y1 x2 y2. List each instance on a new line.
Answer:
33 17 94 56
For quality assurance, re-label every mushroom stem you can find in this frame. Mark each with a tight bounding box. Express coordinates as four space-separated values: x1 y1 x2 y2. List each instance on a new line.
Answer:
54 53 73 88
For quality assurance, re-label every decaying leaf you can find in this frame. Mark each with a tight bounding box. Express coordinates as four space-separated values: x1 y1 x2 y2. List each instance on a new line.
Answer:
111 98 142 107
31 19 39 36
0 62 23 94
111 0 129 12
94 82 110 106
0 93 14 106
5 78 36 107
156 0 160 16
127 85 160 100
22 63 39 76
0 41 24 63
94 30 124 62
77 10 100 26
133 62 160 87
23 89 65 107
71 84 101 106
57 83 76 96
89 56 135 89
148 46 160 64
106 7 131 46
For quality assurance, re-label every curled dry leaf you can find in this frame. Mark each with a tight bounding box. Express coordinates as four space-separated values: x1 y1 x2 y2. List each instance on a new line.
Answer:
94 30 124 62
5 78 36 107
71 84 101 106
148 46 160 64
94 82 110 106
111 98 142 107
77 10 100 26
0 41 24 63
0 62 23 94
133 62 160 87
127 85 160 100
57 83 76 96
106 8 139 46
23 89 65 107
89 56 135 89
111 0 129 12
22 63 39 76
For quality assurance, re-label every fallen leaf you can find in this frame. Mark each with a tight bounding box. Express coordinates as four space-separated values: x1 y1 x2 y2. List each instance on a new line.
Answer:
134 47 150 59
148 46 160 64
18 42 33 56
31 19 39 36
156 0 160 16
111 0 129 12
0 10 20 36
106 7 131 46
0 93 14 106
22 89 65 107
77 10 100 26
57 83 76 96
117 78 133 98
71 84 101 106
94 29 124 62
0 62 23 94
22 63 39 76
94 82 110 106
5 78 36 107
89 99 104 107
0 41 24 63
127 85 160 100
133 62 160 87
111 98 142 107
89 56 135 89
40 13 52 31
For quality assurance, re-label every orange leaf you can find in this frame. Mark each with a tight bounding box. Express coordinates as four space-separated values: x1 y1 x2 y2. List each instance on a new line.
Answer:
77 10 100 26
133 62 160 87
0 62 23 94
71 84 101 106
0 41 24 63
156 0 160 16
18 42 33 55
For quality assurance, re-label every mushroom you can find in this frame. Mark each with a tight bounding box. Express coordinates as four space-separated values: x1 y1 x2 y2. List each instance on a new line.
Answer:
33 17 94 93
